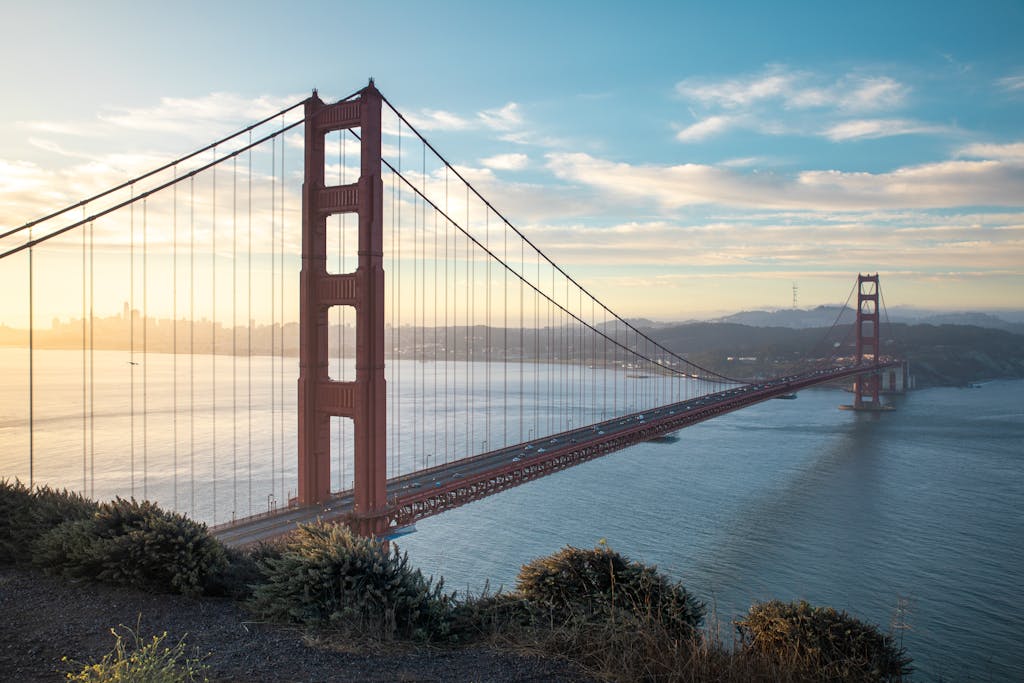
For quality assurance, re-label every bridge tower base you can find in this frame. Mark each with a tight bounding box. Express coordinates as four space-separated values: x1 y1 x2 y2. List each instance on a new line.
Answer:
297 83 389 537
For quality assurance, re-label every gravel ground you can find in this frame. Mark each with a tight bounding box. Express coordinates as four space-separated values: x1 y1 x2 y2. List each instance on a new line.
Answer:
0 566 594 682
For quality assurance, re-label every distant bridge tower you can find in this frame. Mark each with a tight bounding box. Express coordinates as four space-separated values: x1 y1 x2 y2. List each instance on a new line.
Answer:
853 273 881 408
298 83 388 537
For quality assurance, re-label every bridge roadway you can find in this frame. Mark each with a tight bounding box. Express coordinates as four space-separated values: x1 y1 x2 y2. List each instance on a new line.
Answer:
213 361 898 546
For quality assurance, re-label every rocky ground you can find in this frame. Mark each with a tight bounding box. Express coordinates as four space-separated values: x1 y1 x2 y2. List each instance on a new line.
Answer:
0 566 594 682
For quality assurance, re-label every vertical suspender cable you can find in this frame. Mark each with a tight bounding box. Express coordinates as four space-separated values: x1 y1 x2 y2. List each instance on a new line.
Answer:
173 169 178 509
82 208 87 492
443 168 449 463
189 176 196 517
468 185 474 455
396 121 402 475
28 227 33 489
433 210 438 461
142 198 149 500
89 220 95 498
389 143 396 479
247 134 253 513
485 209 490 451
503 214 508 448
211 151 217 523
519 235 524 442
278 119 285 500
411 145 418 468
270 137 277 505
232 155 238 519
130 186 135 497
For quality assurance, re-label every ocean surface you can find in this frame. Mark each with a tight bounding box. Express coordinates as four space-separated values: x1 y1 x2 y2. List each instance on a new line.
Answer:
2 348 1021 680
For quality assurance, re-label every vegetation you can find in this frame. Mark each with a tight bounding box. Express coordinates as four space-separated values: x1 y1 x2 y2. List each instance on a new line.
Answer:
248 520 453 641
64 623 208 683
31 497 227 597
0 478 98 563
0 481 913 681
736 600 912 682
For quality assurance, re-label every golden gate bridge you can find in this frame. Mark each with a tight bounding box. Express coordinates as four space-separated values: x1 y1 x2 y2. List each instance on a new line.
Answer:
0 81 902 544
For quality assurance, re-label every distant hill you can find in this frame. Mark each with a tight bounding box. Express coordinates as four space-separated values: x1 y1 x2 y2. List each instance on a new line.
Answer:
645 321 1024 388
712 307 1024 335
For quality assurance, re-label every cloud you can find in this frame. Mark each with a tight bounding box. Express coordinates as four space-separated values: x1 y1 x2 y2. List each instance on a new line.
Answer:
404 108 473 131
545 151 1024 211
822 118 948 141
837 77 906 111
676 71 796 109
478 103 523 131
958 141 1024 162
675 115 738 142
676 67 907 113
480 153 529 170
997 74 1024 92
97 92 304 135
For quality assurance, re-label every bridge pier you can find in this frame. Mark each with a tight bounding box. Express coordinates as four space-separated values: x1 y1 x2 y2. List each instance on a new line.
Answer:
298 82 389 537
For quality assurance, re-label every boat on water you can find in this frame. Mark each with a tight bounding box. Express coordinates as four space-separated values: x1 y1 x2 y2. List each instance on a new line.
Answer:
773 393 798 400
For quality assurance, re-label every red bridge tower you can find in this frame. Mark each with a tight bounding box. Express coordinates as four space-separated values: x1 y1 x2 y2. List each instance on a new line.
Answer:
853 273 881 409
297 83 388 537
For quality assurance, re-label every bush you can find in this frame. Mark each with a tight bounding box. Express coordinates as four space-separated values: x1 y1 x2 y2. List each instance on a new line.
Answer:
249 521 452 641
64 623 208 682
32 497 227 597
735 600 912 682
0 479 98 564
516 542 705 638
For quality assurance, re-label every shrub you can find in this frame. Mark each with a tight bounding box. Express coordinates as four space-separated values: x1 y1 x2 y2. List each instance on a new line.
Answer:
64 623 208 682
0 479 98 564
735 600 912 682
516 542 705 638
32 497 227 597
249 521 452 641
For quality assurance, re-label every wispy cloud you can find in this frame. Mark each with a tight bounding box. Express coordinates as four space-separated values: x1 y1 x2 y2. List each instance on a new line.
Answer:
545 151 1024 211
958 141 1024 162
405 108 473 131
480 152 529 170
97 92 303 134
997 73 1024 92
478 103 523 131
675 115 738 142
822 118 949 141
676 67 908 113
673 66 919 144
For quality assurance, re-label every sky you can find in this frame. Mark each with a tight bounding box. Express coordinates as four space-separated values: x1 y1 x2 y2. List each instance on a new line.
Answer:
2 0 1023 321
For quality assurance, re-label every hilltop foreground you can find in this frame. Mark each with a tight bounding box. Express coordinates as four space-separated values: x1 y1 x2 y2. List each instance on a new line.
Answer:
0 564 589 682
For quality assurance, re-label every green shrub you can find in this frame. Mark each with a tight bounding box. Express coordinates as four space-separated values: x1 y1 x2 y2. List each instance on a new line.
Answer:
249 521 452 641
735 600 912 682
0 479 98 564
64 623 208 682
32 497 227 597
516 542 705 638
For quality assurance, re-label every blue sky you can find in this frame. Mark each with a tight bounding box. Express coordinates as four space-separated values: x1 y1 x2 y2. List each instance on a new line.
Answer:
2 0 1023 318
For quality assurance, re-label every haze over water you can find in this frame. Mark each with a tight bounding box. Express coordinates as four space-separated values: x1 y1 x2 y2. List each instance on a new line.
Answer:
2 349 1021 679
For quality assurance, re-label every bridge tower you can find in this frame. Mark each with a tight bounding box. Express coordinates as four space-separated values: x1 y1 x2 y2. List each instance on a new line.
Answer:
298 83 388 537
853 273 881 408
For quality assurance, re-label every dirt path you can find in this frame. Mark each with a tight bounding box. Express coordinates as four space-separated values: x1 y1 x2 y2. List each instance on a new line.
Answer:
0 566 592 682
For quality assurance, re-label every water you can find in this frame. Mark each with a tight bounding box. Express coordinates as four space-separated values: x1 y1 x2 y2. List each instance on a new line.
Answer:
398 380 1024 681
2 348 1021 679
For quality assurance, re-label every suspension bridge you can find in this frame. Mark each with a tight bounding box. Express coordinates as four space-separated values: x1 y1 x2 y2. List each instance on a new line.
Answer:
0 82 903 544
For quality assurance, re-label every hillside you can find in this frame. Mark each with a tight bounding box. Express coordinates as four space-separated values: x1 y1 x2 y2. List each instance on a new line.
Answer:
648 321 1024 388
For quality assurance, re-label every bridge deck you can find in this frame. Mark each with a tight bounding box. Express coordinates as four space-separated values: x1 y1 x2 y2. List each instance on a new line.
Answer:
212 362 899 546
